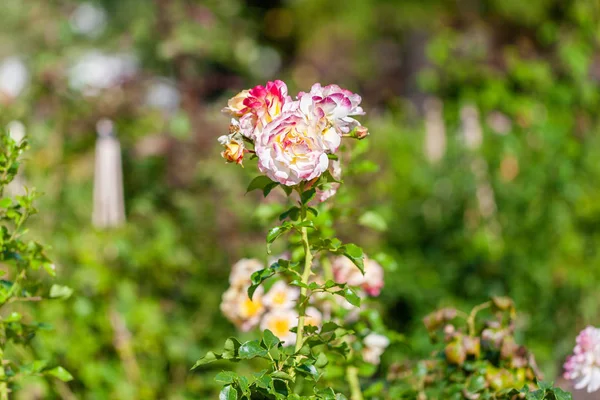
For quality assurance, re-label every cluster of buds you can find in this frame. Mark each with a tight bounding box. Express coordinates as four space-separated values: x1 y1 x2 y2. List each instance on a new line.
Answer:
407 298 543 395
219 81 368 199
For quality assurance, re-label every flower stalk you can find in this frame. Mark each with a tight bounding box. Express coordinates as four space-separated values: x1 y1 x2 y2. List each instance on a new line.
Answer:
346 366 363 400
295 199 313 354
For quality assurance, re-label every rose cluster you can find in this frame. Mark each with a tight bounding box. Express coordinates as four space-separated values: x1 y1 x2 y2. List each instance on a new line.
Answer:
220 256 388 364
564 326 600 393
219 81 367 189
220 258 322 345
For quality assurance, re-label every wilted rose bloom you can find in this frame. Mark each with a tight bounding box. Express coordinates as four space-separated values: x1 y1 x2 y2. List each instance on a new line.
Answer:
362 332 390 365
298 83 364 150
263 281 299 310
222 80 291 141
218 132 245 165
256 111 329 186
564 326 600 393
332 256 384 297
221 285 265 332
260 308 298 345
316 159 341 203
229 258 263 288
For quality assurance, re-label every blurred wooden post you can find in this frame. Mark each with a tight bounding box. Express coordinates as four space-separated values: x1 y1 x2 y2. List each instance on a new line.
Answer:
424 97 446 163
92 119 126 228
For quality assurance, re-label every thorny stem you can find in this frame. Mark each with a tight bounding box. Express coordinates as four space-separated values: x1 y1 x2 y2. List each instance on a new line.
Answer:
347 365 364 400
295 194 313 355
467 301 491 337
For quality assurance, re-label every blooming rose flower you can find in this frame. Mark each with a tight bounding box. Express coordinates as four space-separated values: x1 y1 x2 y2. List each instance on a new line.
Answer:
218 131 245 165
564 326 600 393
260 308 298 345
332 256 384 297
362 332 390 365
263 280 299 310
222 80 291 140
221 285 265 332
229 258 263 288
222 90 250 117
316 159 341 202
298 83 364 151
304 306 323 329
256 111 329 186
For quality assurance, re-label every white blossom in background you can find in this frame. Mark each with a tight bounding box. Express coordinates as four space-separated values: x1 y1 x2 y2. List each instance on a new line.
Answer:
564 326 600 393
70 2 107 37
5 121 27 196
304 307 323 328
221 285 265 332
145 78 181 113
68 51 137 96
0 57 28 99
229 258 263 288
460 104 483 150
362 332 390 365
260 308 298 345
263 281 299 310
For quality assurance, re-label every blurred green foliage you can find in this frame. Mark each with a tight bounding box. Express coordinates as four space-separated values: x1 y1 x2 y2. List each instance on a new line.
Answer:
0 0 598 398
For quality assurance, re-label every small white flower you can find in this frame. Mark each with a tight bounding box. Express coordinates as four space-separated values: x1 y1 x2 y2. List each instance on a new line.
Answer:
304 306 323 329
68 51 137 96
263 281 299 310
229 258 263 288
221 285 265 332
362 333 390 365
70 2 107 37
564 326 600 393
0 57 28 99
260 308 298 345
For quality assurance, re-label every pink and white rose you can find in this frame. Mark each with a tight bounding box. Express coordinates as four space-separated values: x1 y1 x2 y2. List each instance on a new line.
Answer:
256 111 329 186
298 83 364 151
564 326 600 393
332 256 384 297
222 80 291 140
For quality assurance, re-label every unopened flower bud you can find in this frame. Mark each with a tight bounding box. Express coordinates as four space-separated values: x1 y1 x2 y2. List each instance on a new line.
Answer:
218 134 245 165
355 126 369 139
445 336 466 366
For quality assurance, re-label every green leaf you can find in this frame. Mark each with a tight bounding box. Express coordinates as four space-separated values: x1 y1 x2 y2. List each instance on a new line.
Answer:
358 211 388 232
46 366 73 382
341 244 365 274
262 329 281 350
301 188 316 204
239 340 268 359
222 338 241 360
266 224 291 244
295 362 319 381
0 198 11 208
247 176 275 194
49 284 73 299
219 385 238 400
215 371 237 385
271 371 294 381
336 287 360 307
263 182 279 197
191 351 222 369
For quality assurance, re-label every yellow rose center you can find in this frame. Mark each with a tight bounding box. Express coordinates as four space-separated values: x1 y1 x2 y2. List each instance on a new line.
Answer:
269 318 290 336
272 291 287 305
242 298 262 317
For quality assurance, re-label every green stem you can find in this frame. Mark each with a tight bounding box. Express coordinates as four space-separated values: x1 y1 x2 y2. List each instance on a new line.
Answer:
294 202 313 355
467 301 491 337
346 366 363 400
0 324 7 400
